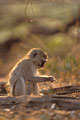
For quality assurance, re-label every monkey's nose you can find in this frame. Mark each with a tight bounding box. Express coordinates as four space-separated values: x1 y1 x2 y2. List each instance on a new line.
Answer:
42 60 47 63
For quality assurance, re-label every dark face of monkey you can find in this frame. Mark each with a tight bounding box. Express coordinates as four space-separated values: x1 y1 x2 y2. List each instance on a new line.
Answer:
28 48 48 68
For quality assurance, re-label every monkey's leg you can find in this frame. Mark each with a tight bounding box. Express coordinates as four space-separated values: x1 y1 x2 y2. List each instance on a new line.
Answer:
26 82 34 95
12 78 26 96
33 83 39 95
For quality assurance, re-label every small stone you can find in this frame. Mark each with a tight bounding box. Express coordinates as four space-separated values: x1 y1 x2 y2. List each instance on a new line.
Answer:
51 103 56 109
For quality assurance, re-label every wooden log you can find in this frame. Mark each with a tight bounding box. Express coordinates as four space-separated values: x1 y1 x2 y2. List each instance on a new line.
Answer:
0 95 80 110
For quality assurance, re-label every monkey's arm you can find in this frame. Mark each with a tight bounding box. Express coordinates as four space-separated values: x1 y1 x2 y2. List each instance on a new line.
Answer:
27 76 55 83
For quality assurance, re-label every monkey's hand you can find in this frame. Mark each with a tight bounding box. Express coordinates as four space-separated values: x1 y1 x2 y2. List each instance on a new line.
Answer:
49 76 55 82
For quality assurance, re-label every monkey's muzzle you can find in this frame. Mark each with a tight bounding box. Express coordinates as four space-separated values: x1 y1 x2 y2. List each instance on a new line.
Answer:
39 60 46 67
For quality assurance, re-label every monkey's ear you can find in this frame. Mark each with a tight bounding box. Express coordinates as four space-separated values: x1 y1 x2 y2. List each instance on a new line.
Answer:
28 48 38 59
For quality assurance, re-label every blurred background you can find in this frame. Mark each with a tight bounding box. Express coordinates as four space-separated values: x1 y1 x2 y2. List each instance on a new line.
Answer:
0 0 80 86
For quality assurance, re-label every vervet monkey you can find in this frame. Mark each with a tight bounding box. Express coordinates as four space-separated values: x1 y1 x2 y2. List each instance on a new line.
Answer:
8 48 55 96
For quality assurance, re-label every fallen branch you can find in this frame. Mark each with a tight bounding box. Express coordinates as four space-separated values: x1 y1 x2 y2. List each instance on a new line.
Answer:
41 85 80 95
0 95 80 110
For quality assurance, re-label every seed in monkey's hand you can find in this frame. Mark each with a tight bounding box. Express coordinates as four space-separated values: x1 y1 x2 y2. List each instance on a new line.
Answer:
49 76 56 82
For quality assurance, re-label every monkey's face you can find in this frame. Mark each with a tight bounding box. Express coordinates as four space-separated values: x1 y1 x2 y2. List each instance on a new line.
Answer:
37 53 47 68
28 48 48 68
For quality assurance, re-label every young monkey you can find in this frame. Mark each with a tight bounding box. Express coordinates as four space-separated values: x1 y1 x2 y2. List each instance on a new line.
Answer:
8 48 55 96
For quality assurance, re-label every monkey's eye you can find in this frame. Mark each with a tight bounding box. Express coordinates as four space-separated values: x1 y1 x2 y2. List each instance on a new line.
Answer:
33 52 37 58
43 54 47 59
